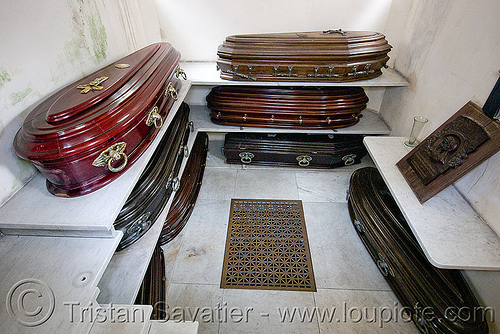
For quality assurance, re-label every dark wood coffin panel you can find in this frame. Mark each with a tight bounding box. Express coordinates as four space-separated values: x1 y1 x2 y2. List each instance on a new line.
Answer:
207 86 368 129
348 167 489 334
396 101 500 203
114 103 191 251
223 133 367 168
135 245 166 320
158 132 209 246
14 42 185 197
217 30 391 82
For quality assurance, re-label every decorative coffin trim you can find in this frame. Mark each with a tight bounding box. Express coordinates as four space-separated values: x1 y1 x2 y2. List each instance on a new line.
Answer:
396 101 500 203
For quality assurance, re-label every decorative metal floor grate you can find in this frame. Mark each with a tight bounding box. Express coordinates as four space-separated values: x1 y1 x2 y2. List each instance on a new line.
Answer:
221 199 316 292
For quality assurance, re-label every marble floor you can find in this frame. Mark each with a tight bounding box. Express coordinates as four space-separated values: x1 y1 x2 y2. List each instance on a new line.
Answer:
161 140 418 334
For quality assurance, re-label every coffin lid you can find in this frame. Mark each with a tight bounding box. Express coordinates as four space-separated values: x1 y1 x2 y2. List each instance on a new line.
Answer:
224 30 387 44
45 44 161 124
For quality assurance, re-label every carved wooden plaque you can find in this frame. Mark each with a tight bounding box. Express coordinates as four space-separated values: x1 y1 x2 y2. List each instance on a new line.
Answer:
397 101 500 203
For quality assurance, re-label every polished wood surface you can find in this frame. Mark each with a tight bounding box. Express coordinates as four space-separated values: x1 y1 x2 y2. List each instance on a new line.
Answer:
223 133 367 168
207 86 368 129
397 101 500 203
14 43 182 196
348 167 489 333
217 30 391 82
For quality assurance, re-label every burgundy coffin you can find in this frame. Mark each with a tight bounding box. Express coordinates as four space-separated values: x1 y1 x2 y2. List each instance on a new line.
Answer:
14 43 184 197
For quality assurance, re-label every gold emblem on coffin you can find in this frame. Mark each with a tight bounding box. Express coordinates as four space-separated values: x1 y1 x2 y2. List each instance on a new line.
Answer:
114 63 130 69
92 142 129 173
77 76 109 94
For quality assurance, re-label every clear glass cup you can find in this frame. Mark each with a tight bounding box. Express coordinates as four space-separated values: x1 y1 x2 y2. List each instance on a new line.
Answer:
404 116 428 147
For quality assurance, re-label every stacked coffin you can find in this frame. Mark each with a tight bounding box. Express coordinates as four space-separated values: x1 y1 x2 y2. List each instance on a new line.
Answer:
158 132 209 246
347 167 489 334
13 42 183 197
135 245 166 320
217 30 391 82
114 103 191 251
207 86 369 129
224 133 367 168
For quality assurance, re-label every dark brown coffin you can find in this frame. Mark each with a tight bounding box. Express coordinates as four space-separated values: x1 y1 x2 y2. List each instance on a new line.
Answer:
217 30 391 82
223 133 367 168
158 132 208 246
114 103 191 251
207 86 368 129
135 245 166 320
14 42 184 197
348 167 489 334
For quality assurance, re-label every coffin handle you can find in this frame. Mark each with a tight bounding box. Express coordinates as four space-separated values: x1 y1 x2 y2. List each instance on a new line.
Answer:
297 155 312 167
92 142 129 173
165 82 178 100
146 106 163 128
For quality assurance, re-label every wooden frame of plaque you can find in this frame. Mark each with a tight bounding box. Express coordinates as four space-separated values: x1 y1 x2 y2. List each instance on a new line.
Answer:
396 101 500 203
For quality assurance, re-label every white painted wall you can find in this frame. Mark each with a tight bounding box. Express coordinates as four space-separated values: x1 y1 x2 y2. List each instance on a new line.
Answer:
0 0 161 206
382 1 500 331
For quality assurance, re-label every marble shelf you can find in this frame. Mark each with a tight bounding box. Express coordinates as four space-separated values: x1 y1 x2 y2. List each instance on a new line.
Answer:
88 304 152 334
364 136 500 270
97 130 198 305
0 232 122 334
179 61 409 87
0 81 192 237
190 105 391 135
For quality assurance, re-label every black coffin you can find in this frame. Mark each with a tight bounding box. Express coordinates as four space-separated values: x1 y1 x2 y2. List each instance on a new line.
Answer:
113 103 191 251
347 167 489 334
223 133 367 168
158 132 209 246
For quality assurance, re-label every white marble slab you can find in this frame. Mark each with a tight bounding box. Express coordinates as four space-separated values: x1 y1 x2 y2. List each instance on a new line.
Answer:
0 232 121 334
97 131 198 305
364 136 500 270
88 304 152 334
0 82 192 237
190 105 391 135
179 61 409 87
148 320 199 334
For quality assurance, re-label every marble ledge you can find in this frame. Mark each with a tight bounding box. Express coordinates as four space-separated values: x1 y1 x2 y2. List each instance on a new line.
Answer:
364 136 500 270
179 61 409 87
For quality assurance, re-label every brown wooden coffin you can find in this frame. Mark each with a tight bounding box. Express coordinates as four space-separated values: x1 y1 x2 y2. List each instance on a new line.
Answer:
348 167 489 334
223 133 367 168
207 86 368 129
14 42 185 197
114 103 191 251
217 30 391 82
135 245 166 320
158 132 208 246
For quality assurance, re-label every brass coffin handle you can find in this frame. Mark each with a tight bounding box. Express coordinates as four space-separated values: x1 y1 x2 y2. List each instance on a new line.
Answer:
239 152 254 164
172 177 180 191
146 106 163 128
297 155 312 167
175 66 187 80
342 154 357 166
92 142 129 173
165 82 178 100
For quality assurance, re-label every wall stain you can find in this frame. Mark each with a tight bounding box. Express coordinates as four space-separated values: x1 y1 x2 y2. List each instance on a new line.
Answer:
87 2 108 63
9 87 33 105
0 68 11 89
